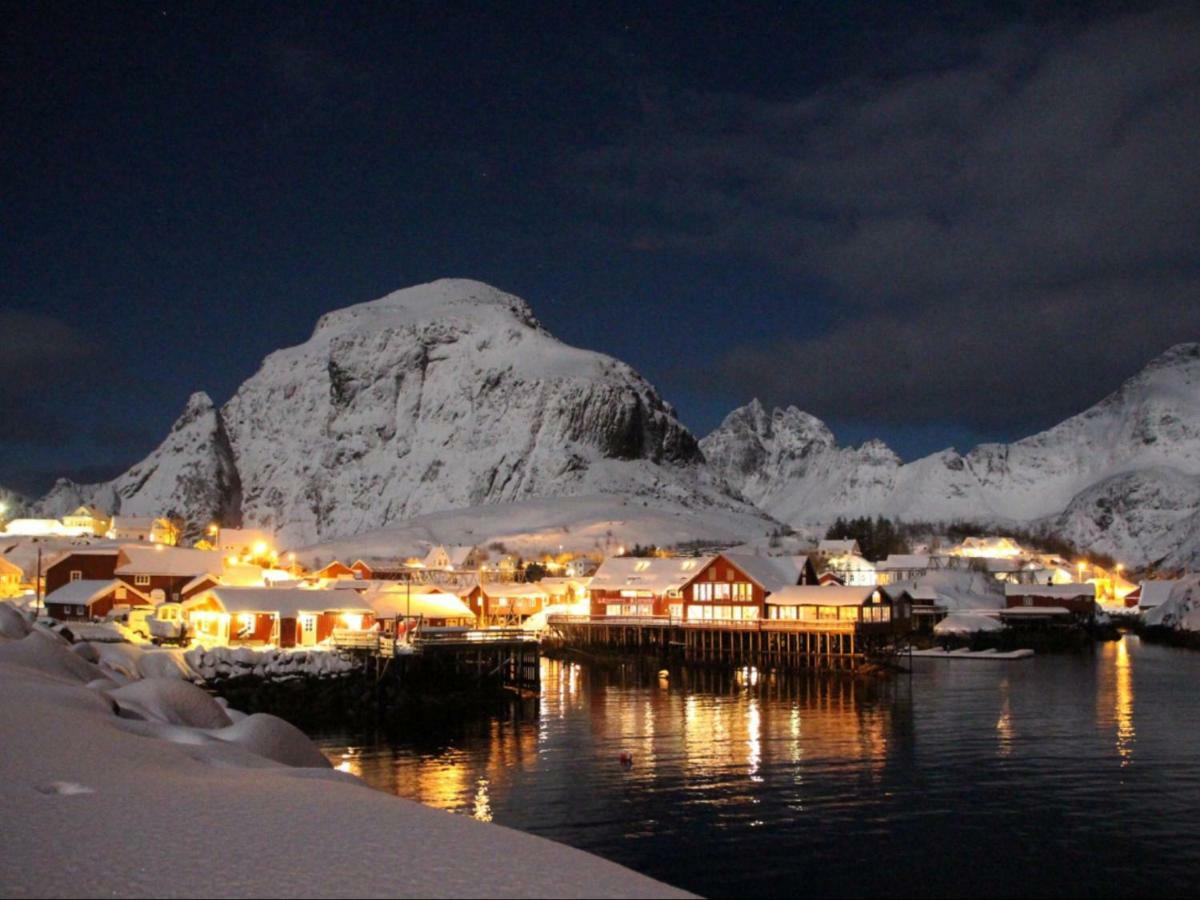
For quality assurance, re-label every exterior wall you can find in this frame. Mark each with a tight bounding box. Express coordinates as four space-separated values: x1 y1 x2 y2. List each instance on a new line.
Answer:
116 573 195 602
681 556 764 622
228 612 275 644
45 553 118 595
1005 593 1095 616
46 602 88 621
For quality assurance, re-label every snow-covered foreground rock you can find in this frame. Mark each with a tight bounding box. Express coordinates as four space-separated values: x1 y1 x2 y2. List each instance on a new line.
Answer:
703 344 1200 567
0 631 690 898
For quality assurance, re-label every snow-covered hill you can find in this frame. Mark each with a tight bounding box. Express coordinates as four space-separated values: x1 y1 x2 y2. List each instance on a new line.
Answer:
0 486 27 519
39 280 768 546
702 344 1200 567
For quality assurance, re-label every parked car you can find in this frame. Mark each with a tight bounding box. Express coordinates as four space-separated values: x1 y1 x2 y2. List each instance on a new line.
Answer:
105 605 156 639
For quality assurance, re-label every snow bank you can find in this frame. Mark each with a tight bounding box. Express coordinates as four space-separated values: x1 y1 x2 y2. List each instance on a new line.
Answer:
934 613 1005 635
108 678 233 729
0 630 105 683
184 645 359 681
0 631 689 898
1142 576 1200 632
0 601 31 639
207 713 331 767
904 569 1005 612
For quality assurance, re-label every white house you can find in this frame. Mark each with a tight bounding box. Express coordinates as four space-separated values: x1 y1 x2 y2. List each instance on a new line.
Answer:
107 516 180 546
61 506 110 537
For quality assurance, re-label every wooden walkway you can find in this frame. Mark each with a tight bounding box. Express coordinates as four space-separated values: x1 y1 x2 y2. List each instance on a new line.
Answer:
372 628 541 692
547 616 906 672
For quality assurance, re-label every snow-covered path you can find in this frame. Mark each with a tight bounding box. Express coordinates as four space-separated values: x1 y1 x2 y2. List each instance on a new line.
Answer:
0 631 690 898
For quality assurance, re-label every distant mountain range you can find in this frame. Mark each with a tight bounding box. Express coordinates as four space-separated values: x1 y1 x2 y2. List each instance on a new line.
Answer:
15 279 1200 568
702 343 1200 569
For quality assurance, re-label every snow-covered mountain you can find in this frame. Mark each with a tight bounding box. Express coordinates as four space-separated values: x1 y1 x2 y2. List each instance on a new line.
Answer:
37 392 242 540
40 279 768 547
702 344 1200 567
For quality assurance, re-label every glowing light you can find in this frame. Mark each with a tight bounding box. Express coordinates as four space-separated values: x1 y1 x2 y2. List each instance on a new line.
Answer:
253 542 269 557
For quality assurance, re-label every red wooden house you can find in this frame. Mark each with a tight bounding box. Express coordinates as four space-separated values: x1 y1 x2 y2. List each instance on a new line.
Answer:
44 579 151 621
44 549 120 596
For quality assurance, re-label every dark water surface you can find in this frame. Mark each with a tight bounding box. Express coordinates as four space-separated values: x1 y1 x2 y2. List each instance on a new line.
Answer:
314 636 1200 898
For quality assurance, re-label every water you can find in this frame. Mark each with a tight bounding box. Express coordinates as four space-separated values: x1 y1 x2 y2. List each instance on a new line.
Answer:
314 636 1200 898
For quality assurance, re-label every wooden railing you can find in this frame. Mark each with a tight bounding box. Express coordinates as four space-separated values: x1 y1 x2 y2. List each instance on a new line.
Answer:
547 614 897 634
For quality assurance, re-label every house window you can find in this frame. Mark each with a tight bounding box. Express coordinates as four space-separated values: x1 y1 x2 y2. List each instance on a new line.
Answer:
70 570 82 582
115 586 126 600
134 575 151 587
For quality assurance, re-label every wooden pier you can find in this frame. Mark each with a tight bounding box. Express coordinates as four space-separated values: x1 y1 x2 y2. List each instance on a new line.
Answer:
547 616 906 672
373 628 541 692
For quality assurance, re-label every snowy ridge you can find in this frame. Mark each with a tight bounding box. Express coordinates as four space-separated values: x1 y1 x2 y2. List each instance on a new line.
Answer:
702 344 1200 566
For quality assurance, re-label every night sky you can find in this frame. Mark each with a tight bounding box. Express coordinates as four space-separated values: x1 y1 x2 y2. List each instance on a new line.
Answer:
3 1 1198 497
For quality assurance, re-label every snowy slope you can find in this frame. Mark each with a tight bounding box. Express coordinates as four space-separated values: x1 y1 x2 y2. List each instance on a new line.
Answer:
703 344 1200 566
36 392 242 541
38 280 767 547
291 494 776 565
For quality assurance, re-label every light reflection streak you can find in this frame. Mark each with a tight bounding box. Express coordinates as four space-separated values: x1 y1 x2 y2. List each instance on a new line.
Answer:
1114 637 1135 766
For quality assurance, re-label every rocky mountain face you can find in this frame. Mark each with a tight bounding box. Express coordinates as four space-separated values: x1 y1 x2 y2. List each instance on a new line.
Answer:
702 344 1200 568
37 392 242 542
39 279 762 547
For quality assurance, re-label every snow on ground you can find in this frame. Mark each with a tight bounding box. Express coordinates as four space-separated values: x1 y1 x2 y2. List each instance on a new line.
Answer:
291 494 775 565
1142 575 1200 632
0 630 690 898
934 613 1005 635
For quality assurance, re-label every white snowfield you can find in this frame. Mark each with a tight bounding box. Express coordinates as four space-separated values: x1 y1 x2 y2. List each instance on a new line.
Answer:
0 618 691 899
294 494 772 565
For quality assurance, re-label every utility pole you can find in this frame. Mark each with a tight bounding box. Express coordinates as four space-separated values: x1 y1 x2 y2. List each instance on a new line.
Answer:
35 546 43 619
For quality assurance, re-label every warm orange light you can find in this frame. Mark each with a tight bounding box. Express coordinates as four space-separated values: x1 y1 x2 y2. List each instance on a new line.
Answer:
253 542 268 557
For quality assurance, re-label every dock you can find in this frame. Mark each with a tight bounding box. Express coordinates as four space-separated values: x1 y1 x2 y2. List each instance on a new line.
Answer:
372 628 541 692
546 615 907 672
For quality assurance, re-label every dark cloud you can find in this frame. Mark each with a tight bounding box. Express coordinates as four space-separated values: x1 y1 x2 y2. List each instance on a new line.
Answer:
572 4 1200 431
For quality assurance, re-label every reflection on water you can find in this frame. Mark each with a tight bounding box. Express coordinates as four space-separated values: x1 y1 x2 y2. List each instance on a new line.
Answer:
315 637 1200 899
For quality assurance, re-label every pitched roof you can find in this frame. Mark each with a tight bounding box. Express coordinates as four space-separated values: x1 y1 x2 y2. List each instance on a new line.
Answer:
44 579 150 608
364 588 476 620
589 556 715 595
877 555 932 570
207 587 370 616
116 546 224 578
1137 580 1180 606
0 556 22 577
818 539 861 554
481 582 550 600
721 554 801 593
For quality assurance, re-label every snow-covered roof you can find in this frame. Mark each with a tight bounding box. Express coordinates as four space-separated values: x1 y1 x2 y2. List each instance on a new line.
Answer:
44 579 150 608
589 556 715 595
1139 580 1180 607
934 612 1004 634
116 546 224 578
1000 606 1073 616
767 585 887 607
818 539 860 555
721 554 801 592
109 516 166 530
982 558 1022 573
207 588 370 617
0 556 22 577
877 555 932 570
903 586 947 603
364 589 476 620
1004 583 1096 598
